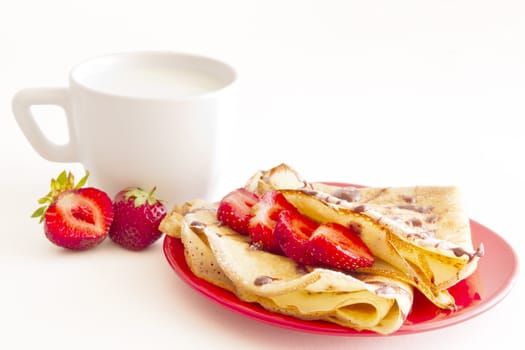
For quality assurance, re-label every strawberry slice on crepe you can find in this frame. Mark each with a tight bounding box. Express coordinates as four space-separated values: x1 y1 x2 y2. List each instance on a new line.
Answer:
308 222 374 271
217 188 259 235
273 209 318 265
247 191 298 253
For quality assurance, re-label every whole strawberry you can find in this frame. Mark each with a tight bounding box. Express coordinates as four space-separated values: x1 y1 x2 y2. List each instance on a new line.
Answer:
109 187 166 251
32 170 114 250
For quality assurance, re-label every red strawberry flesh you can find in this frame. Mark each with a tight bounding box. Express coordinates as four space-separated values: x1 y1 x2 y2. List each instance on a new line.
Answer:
71 205 95 224
308 222 374 271
274 210 318 265
248 191 297 253
217 188 259 235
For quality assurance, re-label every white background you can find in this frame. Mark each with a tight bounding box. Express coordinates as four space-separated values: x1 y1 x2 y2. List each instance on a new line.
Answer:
1 1 523 349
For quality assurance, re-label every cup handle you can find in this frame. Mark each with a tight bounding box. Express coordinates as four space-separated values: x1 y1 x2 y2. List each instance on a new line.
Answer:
12 87 79 162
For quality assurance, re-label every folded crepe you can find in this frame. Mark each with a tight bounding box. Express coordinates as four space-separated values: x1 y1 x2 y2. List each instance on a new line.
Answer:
244 164 484 309
164 200 413 335
160 163 483 334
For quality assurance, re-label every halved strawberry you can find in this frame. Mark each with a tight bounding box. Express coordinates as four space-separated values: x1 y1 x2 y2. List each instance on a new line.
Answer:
247 191 297 253
308 222 374 271
274 210 319 265
217 188 259 235
32 171 114 250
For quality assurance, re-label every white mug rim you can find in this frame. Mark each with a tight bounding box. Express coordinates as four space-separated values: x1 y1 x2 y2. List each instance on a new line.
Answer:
69 51 237 101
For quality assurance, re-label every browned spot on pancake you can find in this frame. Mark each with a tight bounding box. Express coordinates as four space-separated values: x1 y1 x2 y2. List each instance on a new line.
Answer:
254 275 278 286
397 204 433 214
354 205 366 213
349 222 363 235
333 187 361 202
425 214 439 223
401 195 416 204
406 218 423 227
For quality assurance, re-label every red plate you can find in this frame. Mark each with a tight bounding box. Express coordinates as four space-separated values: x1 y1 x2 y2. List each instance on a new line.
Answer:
163 216 518 336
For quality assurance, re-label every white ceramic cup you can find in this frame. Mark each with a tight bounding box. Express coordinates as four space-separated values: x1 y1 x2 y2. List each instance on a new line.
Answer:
12 51 237 205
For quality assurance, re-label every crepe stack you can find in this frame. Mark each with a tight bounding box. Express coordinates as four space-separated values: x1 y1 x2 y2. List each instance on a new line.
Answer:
160 164 483 334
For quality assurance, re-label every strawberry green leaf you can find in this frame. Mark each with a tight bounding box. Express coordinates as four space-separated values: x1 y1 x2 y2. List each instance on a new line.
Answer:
134 194 148 207
38 196 52 204
147 187 158 206
31 206 47 223
67 171 75 189
56 170 67 187
51 178 60 193
75 170 89 189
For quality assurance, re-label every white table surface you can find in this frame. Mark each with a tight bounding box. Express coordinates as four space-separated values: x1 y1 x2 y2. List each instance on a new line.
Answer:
1 1 523 349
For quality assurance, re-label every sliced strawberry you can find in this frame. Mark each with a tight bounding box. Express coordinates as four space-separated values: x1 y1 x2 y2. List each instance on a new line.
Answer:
32 170 114 250
308 222 374 271
274 210 319 265
44 187 114 250
217 188 259 235
247 191 297 253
